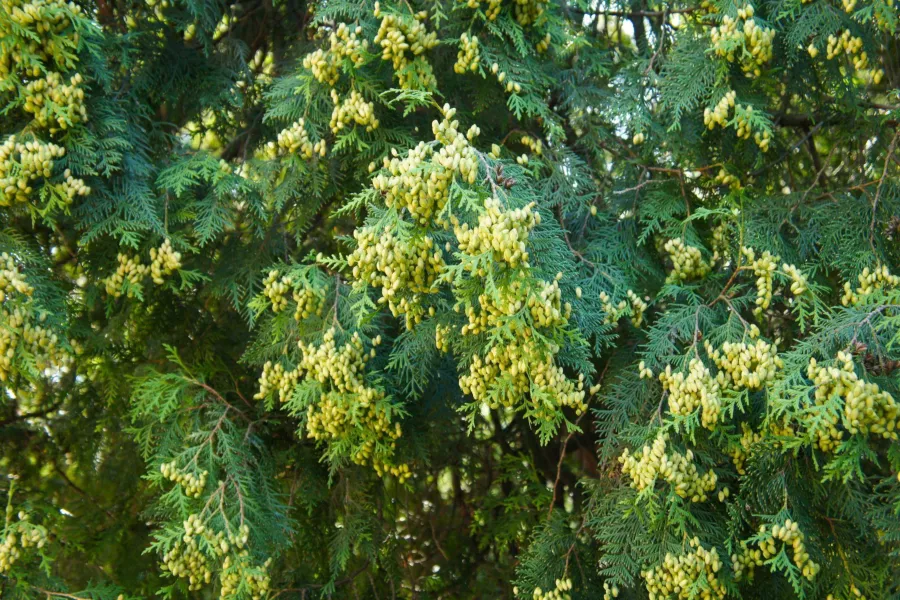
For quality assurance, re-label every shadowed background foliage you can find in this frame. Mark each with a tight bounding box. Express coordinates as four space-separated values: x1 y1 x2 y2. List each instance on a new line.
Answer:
1 0 900 598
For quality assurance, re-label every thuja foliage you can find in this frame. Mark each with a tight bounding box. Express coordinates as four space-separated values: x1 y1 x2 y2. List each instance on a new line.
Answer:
1 0 900 597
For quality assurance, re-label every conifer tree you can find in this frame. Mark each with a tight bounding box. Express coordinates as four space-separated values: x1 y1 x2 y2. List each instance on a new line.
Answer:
1 0 899 598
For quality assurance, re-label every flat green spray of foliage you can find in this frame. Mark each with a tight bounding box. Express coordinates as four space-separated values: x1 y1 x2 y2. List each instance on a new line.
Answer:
1 0 900 598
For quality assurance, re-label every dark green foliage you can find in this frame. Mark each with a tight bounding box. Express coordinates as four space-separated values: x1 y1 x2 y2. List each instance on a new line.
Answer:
2 0 900 599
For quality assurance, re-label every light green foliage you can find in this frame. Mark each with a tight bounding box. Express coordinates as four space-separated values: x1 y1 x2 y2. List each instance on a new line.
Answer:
1 0 900 598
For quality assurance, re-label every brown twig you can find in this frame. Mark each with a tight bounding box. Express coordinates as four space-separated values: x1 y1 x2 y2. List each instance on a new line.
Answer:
52 463 115 518
593 7 697 18
0 400 64 427
555 206 617 284
191 379 250 422
547 363 608 520
185 408 230 469
270 560 371 598
547 412 585 521
33 588 90 600
644 11 668 75
870 131 900 250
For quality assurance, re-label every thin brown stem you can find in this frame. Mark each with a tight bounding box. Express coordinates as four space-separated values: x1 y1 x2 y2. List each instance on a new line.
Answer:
33 588 90 600
870 131 900 251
